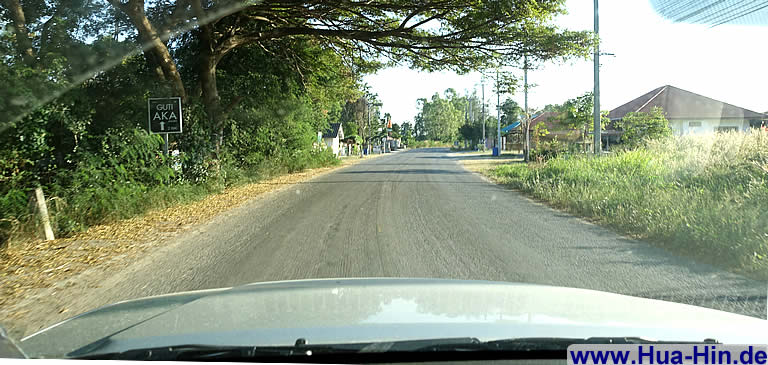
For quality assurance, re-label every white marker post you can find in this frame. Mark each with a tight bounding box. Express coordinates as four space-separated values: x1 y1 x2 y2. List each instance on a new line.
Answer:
34 186 55 241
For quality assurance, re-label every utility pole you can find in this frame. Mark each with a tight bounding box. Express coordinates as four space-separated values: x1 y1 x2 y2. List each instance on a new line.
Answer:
481 79 486 150
467 97 472 149
496 69 501 156
524 54 530 162
593 0 601 154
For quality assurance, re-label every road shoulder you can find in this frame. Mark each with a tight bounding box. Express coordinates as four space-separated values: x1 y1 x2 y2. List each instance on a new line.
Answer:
0 153 383 339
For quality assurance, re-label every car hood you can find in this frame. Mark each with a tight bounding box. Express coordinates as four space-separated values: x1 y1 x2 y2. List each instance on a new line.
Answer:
20 278 768 357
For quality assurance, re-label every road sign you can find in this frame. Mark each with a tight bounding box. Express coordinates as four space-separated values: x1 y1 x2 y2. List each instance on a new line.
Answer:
148 97 183 134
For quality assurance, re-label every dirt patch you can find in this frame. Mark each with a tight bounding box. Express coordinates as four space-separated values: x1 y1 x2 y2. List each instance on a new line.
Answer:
0 154 382 338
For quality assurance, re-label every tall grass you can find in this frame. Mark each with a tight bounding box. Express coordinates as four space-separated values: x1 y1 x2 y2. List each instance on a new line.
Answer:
492 131 768 276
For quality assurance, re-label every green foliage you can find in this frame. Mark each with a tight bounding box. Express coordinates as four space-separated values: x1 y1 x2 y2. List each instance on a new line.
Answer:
408 140 453 148
531 138 568 162
176 0 594 73
340 98 366 138
1 28 361 247
419 92 463 141
416 89 484 142
561 92 595 132
1 0 596 246
0 62 65 125
544 91 611 151
500 98 523 126
458 123 481 143
537 103 563 114
492 131 768 276
617 107 672 148
400 122 414 144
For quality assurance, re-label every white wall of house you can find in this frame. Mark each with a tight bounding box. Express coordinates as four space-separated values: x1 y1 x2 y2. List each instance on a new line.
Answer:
668 119 751 136
321 125 344 156
323 137 340 156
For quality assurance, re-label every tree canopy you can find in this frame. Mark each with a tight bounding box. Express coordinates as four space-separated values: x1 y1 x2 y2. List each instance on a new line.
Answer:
617 107 672 148
0 0 596 243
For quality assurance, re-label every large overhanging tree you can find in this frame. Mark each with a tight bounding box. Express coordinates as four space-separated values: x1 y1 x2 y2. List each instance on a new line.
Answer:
104 0 594 153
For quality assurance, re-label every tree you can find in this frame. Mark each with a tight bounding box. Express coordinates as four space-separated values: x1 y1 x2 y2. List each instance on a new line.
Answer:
538 103 563 114
1 0 37 66
3 0 420 243
340 97 367 138
400 122 414 144
103 0 594 155
356 90 384 147
458 123 482 145
560 92 608 152
414 104 427 141
500 99 523 126
419 92 463 141
617 107 672 148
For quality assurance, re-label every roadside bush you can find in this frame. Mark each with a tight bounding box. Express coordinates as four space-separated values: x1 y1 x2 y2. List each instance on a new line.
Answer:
531 138 568 162
616 107 672 148
492 131 768 276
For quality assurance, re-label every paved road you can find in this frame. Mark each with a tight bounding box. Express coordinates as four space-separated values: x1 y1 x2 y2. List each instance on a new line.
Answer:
93 148 766 318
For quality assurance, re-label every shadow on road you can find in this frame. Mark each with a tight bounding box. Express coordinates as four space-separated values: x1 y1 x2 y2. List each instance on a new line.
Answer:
340 169 469 175
414 152 524 162
245 180 495 185
301 180 493 185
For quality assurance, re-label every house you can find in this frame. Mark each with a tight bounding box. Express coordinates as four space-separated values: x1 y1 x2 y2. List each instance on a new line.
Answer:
607 85 766 135
321 122 344 156
529 112 574 140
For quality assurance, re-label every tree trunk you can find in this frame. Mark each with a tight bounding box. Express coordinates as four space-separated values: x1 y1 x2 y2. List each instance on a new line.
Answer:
2 0 36 66
196 21 224 157
201 53 223 156
108 0 186 101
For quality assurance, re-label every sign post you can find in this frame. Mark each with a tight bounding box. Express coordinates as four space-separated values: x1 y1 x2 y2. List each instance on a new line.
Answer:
147 97 183 155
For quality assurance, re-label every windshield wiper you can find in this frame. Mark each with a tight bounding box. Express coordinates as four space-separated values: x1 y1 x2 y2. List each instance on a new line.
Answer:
75 339 478 361
75 337 718 362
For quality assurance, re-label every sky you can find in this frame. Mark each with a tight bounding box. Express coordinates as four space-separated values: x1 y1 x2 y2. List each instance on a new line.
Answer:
363 0 768 125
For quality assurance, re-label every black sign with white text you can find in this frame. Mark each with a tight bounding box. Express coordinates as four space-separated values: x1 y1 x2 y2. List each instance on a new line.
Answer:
147 97 183 134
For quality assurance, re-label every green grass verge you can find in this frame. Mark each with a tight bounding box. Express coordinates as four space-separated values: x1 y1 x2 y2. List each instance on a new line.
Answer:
2 149 340 244
491 131 768 278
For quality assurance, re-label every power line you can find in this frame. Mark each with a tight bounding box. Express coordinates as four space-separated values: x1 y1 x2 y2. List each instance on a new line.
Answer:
650 0 768 26
678 0 732 22
695 0 755 24
711 1 768 26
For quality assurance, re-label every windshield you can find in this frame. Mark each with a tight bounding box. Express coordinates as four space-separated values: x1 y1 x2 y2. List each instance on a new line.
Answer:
1 0 767 359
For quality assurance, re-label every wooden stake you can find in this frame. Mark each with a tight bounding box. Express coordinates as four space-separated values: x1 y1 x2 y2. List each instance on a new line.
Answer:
34 186 55 241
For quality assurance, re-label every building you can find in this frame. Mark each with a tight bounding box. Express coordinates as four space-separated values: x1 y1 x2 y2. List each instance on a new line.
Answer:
321 122 344 156
607 85 766 135
529 112 574 140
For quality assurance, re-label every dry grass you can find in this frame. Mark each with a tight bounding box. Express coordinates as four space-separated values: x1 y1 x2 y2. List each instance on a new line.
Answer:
451 151 524 174
490 131 768 278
